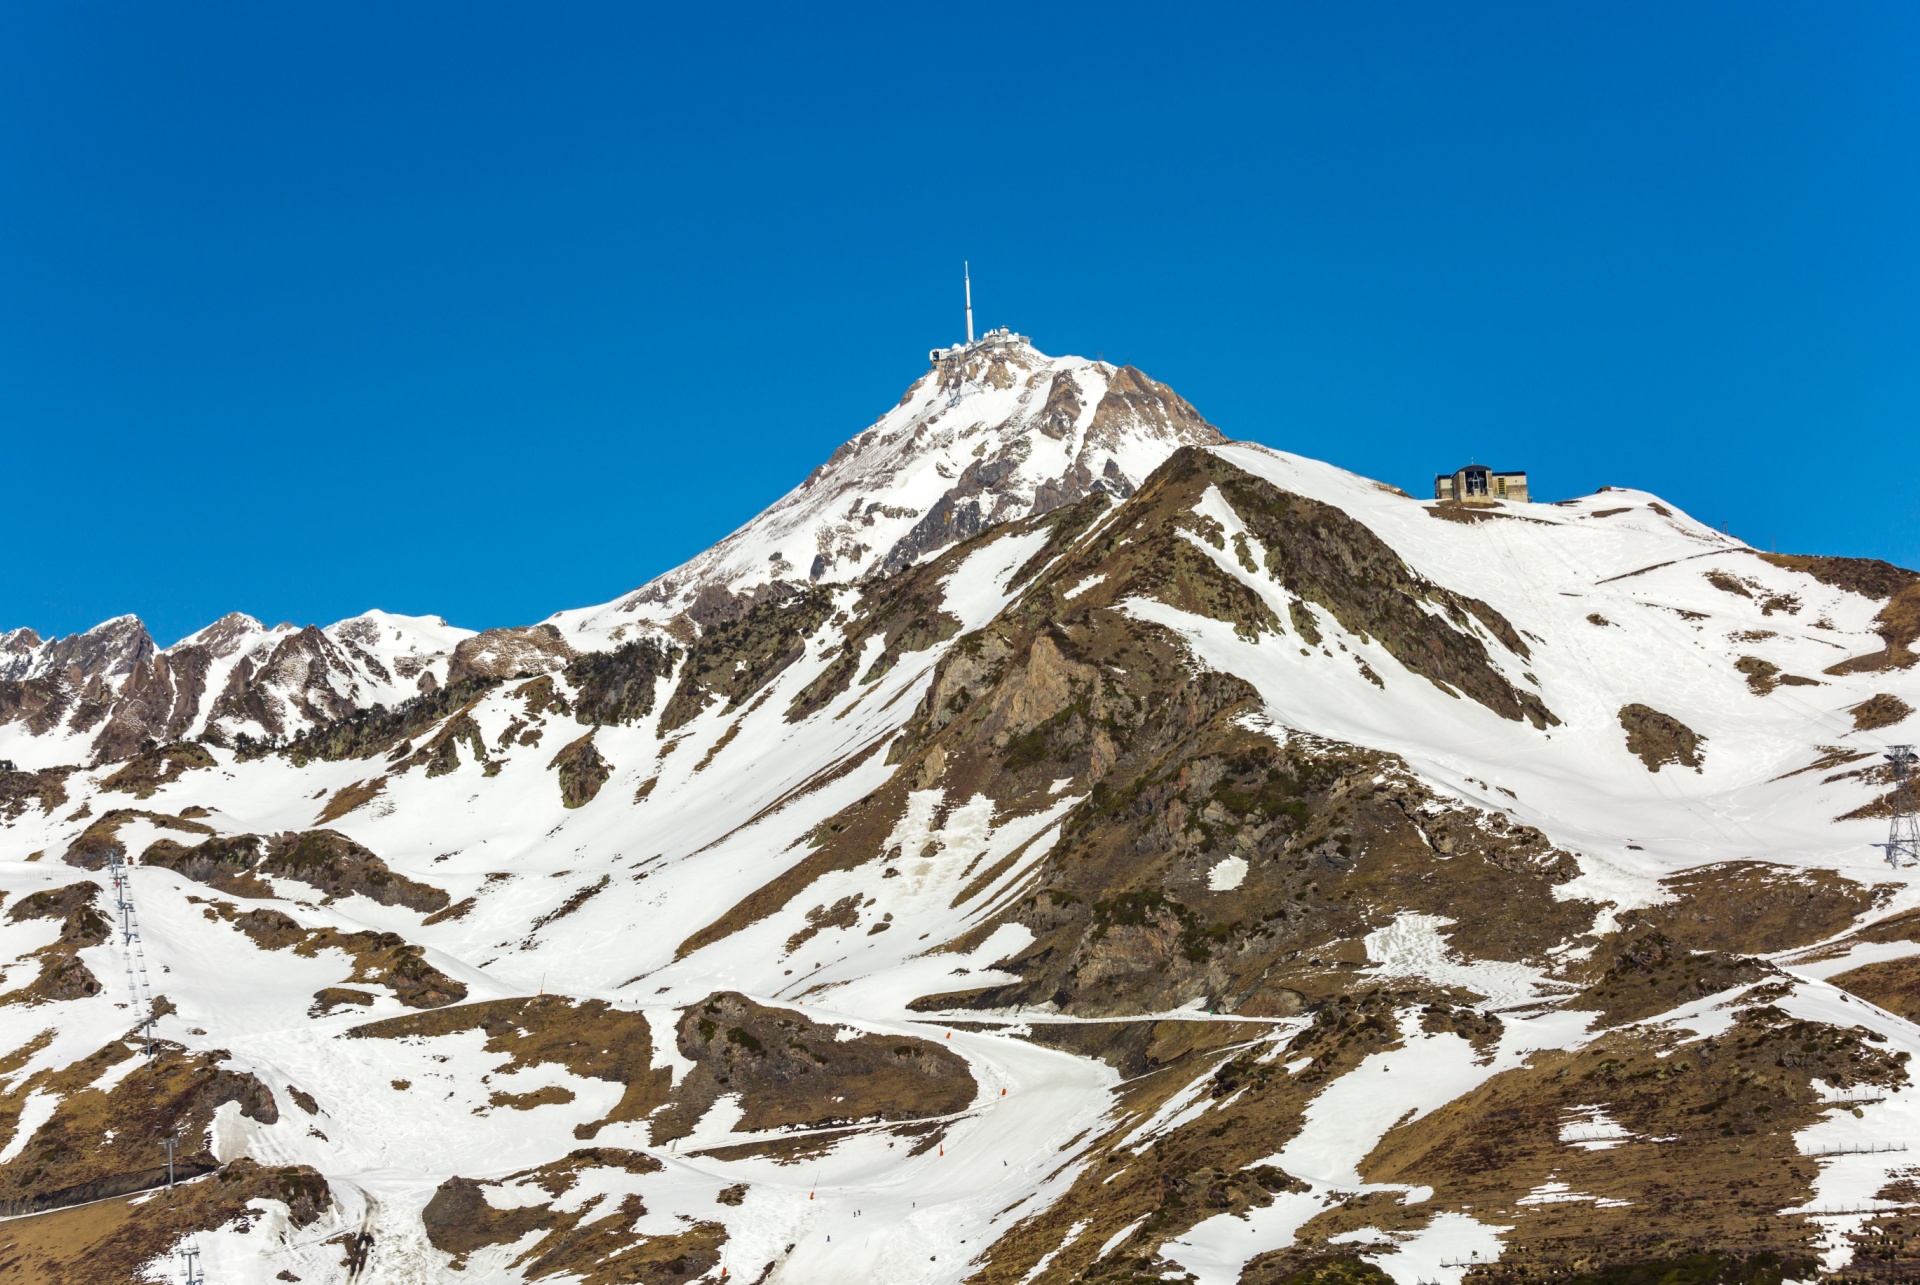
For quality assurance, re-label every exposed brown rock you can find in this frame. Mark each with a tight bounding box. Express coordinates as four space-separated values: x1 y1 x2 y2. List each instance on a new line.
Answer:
97 742 216 798
646 991 974 1143
548 733 612 808
1618 703 1705 772
206 624 389 743
445 624 576 685
144 829 448 912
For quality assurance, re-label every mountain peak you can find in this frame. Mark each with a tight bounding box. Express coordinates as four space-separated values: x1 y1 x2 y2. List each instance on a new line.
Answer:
560 343 1224 639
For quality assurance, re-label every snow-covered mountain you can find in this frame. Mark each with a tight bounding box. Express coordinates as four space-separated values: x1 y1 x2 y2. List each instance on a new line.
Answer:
3 336 1920 1284
549 333 1223 648
0 611 474 769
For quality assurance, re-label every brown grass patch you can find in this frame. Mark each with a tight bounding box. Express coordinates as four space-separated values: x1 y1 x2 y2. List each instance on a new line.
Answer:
1830 953 1920 1022
1619 703 1704 772
421 1148 721 1284
348 996 669 1138
0 1159 327 1285
316 774 386 822
1852 693 1915 733
645 991 974 1143
1626 862 1881 956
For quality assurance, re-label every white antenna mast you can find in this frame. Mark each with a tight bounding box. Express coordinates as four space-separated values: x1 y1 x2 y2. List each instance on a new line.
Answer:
964 262 974 345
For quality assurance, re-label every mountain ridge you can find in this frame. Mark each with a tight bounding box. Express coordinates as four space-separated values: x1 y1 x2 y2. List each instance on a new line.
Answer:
1 341 1918 1283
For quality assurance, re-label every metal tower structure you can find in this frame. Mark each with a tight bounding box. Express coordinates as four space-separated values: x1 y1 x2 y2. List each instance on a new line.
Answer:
964 262 974 345
1878 745 1919 868
175 1240 204 1285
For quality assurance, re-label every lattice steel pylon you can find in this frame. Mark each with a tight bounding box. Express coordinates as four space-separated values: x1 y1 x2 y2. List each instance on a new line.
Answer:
1878 745 1920 869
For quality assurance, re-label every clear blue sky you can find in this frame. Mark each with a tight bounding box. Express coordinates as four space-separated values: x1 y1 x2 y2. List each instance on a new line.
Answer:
5 3 1917 646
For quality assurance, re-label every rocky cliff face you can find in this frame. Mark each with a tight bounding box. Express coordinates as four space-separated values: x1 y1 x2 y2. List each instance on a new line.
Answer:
0 610 471 766
2 344 1919 1284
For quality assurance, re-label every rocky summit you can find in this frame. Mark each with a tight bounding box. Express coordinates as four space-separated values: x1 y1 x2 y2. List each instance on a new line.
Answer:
3 336 1919 1285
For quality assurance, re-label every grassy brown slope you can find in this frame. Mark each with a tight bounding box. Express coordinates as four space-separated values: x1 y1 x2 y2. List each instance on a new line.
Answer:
421 1149 723 1284
649 991 975 1141
1755 552 1920 675
0 1041 280 1217
0 1159 328 1285
886 450 1586 1018
348 995 670 1137
1354 1005 1905 1281
144 828 450 912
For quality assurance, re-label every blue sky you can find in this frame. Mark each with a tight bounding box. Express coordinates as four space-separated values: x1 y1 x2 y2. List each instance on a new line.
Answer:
4 3 1917 645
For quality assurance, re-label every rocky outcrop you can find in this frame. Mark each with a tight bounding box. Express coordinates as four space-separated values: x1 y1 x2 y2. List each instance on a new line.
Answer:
0 627 41 680
446 624 576 684
142 829 449 912
646 991 975 1142
1084 364 1221 453
565 636 680 726
658 587 836 733
1619 703 1705 772
0 617 159 757
208 625 374 740
877 492 988 575
11 616 156 684
548 733 612 807
1 881 110 1006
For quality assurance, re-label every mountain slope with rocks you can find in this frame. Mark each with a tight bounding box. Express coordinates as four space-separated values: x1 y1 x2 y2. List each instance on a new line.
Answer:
3 337 1919 1285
